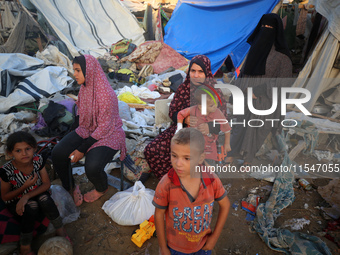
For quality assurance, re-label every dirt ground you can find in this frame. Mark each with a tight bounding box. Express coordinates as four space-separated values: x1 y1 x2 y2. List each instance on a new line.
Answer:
0 155 339 255
29 157 340 255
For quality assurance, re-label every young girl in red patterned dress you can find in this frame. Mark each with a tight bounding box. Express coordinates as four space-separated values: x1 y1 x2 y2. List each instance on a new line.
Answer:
0 131 68 255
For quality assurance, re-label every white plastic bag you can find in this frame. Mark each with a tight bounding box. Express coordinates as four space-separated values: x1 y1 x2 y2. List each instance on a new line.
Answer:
102 181 155 226
50 185 80 224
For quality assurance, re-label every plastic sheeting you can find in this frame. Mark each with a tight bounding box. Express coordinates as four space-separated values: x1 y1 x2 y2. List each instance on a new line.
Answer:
315 0 340 41
291 0 340 111
0 53 44 97
164 0 280 74
119 0 145 12
1 1 17 30
0 60 73 113
291 30 340 111
0 6 48 54
0 66 72 113
35 45 73 73
117 85 161 99
30 0 145 57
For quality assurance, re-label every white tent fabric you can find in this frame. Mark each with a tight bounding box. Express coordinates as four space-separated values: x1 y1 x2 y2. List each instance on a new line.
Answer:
0 53 72 113
119 0 145 12
0 1 17 30
0 53 44 97
314 0 340 41
291 0 340 111
36 45 73 73
0 66 72 113
30 0 145 57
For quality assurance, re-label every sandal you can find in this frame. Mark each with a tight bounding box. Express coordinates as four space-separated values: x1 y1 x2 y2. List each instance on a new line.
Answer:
84 189 108 203
73 185 83 206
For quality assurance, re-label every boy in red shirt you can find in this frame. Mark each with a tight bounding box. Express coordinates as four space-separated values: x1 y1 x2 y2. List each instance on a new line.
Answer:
153 128 230 255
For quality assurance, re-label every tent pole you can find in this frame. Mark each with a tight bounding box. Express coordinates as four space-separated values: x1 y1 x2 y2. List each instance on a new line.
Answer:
272 0 283 14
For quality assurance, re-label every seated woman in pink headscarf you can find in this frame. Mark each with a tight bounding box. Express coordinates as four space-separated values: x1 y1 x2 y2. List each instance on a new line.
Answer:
52 55 126 206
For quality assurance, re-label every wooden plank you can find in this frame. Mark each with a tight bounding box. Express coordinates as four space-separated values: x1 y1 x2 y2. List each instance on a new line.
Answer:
66 93 78 101
331 111 340 119
289 140 306 160
287 106 340 124
127 103 155 109
283 127 340 135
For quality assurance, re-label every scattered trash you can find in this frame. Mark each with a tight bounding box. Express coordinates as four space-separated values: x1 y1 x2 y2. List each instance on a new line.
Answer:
323 219 340 248
333 153 340 163
118 101 132 121
118 91 147 104
102 181 155 226
304 203 309 209
232 201 239 211
249 188 258 194
50 185 80 224
107 173 132 190
224 183 232 194
249 171 276 183
314 150 334 161
234 249 241 254
282 218 311 231
118 85 160 100
259 185 273 192
318 179 340 220
245 213 255 221
241 194 260 217
266 150 281 165
131 215 155 248
231 212 239 217
298 178 313 191
72 166 85 176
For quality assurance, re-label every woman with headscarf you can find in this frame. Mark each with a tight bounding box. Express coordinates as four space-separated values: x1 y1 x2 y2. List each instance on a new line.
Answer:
142 55 227 181
226 13 293 167
52 55 126 206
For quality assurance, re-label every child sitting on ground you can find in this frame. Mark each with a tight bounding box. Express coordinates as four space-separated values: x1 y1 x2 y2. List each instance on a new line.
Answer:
0 131 69 255
176 86 231 166
153 128 230 255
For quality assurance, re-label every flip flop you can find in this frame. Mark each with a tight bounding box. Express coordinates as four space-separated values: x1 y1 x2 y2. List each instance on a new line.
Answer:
73 185 83 206
84 189 107 203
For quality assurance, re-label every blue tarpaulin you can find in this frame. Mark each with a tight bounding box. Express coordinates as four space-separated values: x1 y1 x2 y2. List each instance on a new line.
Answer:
164 0 281 74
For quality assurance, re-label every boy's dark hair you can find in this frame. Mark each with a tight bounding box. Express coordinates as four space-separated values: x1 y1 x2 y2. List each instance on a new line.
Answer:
194 85 217 104
6 131 37 153
172 128 205 154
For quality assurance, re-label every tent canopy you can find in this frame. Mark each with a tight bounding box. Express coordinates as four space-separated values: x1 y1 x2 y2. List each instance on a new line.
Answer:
164 0 280 74
292 0 340 111
30 0 145 57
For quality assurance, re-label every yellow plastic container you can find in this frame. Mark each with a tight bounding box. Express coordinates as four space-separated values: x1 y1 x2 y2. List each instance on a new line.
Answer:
131 216 155 248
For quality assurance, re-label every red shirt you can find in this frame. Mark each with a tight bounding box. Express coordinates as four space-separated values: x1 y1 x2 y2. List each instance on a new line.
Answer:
152 168 227 253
